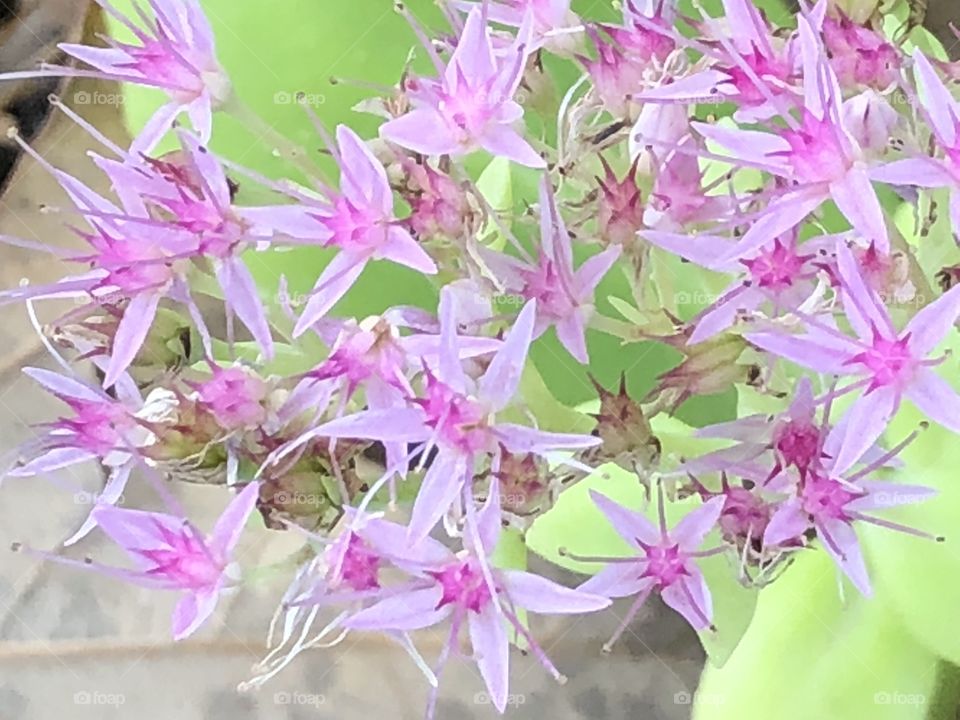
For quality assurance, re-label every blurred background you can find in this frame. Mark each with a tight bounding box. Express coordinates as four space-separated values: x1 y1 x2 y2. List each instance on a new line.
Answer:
0 1 957 718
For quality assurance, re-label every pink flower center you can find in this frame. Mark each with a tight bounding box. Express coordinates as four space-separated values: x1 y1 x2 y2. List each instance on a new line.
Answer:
724 50 791 105
430 559 492 613
137 521 224 589
742 240 811 291
800 474 861 521
849 332 916 389
520 258 575 320
417 376 490 454
782 112 851 183
333 534 382 592
773 420 822 471
321 196 389 253
641 543 688 587
196 368 268 430
719 487 770 540
59 400 138 456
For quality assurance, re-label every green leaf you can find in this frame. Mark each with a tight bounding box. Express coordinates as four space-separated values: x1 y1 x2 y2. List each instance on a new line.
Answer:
693 550 939 720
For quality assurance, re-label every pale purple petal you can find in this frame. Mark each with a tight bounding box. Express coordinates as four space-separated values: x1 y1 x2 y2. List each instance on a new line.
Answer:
589 490 660 546
468 605 510 713
578 565 654 599
479 300 536 410
378 226 438 274
829 387 899 475
172 588 220 640
835 242 893 341
870 158 954 188
216 258 274 359
817 517 872 596
478 126 545 168
209 481 261 556
64 463 133 546
554 313 589 364
904 283 960 356
23 367 103 402
913 50 959 148
104 291 161 388
907 368 960 434
408 454 467 542
660 569 713 630
763 498 810 546
501 570 611 614
380 109 458 156
345 586 448 631
293 253 369 336
671 496 725 549
7 447 98 477
746 328 858 374
494 424 600 454
829 167 888 251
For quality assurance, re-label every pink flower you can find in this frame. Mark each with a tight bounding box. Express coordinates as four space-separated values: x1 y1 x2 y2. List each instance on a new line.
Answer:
241 126 437 335
748 242 960 473
482 177 621 362
342 484 608 716
380 8 544 167
579 489 725 640
0 0 230 153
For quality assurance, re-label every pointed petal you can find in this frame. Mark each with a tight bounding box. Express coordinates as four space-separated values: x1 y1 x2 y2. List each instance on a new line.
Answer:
904 283 960 356
345 586 448 631
745 328 858 374
494 424 600 454
104 292 161 388
293 253 368 336
216 258 274 358
380 109 458 157
671 496 725 548
336 125 391 213
907 368 960 434
479 126 545 168
7 447 98 477
763 498 810 546
830 387 899 475
589 490 660 546
478 300 536 410
379 227 438 274
818 517 872 596
660 569 713 630
869 158 954 188
578 565 653 599
408 454 467 542
835 242 893 341
172 588 221 640
64 463 133 546
468 606 510 713
209 481 260 556
829 167 887 252
501 570 611 613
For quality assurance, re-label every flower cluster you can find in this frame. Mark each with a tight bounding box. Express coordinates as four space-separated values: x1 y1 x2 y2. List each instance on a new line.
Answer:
2 0 959 715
